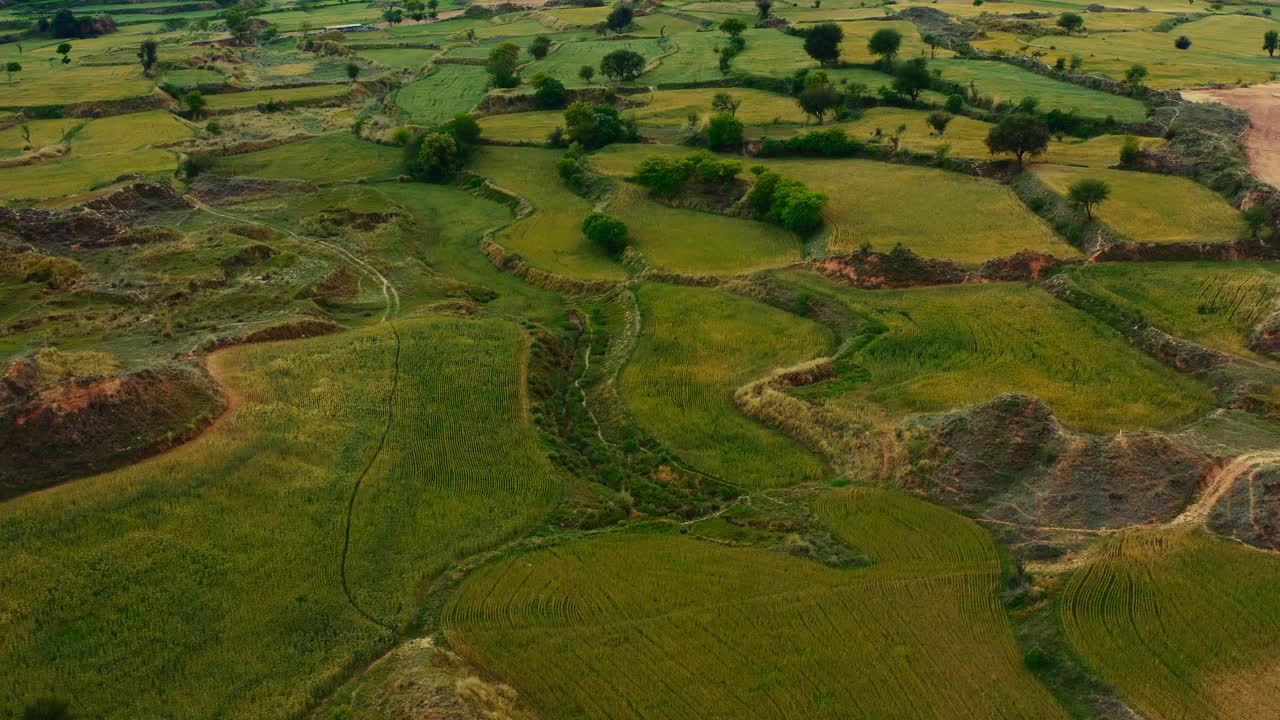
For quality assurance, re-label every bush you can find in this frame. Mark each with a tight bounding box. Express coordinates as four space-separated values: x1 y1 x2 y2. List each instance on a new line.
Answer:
1175 35 1191 50
1119 135 1141 165
600 49 645 81
533 75 567 109
406 132 460 182
530 35 552 59
634 150 742 196
945 93 964 113
706 113 744 150
582 212 628 256
564 102 632 149
782 126 860 157
746 169 827 234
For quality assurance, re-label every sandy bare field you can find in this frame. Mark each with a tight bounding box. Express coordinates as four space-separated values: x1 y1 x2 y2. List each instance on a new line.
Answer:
1184 83 1280 187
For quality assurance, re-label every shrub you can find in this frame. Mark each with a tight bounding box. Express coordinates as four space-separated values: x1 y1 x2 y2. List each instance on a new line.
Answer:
1119 135 1141 164
1175 35 1192 50
706 113 744 150
564 101 629 148
634 155 685 196
926 111 953 136
410 132 459 182
746 169 827 234
582 212 628 256
530 35 552 59
803 23 844 66
1067 178 1110 220
533 75 567 109
600 49 645 81
945 93 964 113
486 42 521 88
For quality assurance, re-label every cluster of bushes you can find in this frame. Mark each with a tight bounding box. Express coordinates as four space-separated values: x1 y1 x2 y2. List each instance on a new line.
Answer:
759 126 862 158
404 113 482 182
556 144 593 193
582 212 628 257
746 167 827 234
531 73 567 109
39 9 116 39
550 101 638 149
717 18 747 73
633 150 742 197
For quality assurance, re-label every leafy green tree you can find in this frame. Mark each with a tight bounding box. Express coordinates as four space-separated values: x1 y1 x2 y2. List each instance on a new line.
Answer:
1057 12 1084 34
1069 53 1084 70
1068 178 1110 220
711 91 741 116
345 61 360 81
606 4 633 33
756 0 773 19
427 0 438 17
923 32 939 58
720 18 746 37
530 35 552 59
600 48 645 80
413 132 459 182
582 212 628 256
1124 63 1148 86
1054 56 1066 71
1175 35 1191 49
985 112 1049 167
183 90 207 117
4 61 21 84
706 112 744 150
796 81 839 124
1243 206 1270 238
137 39 158 75
1266 30 1279 57
56 42 72 64
223 5 252 42
382 8 402 24
1119 134 1141 164
867 27 902 70
803 22 844 66
533 74 567 108
578 64 595 83
486 42 521 87
926 110 953 136
945 93 964 113
892 57 931 102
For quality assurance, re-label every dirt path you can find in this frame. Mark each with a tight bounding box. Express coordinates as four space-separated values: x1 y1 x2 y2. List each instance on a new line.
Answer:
1169 451 1280 528
1183 84 1280 187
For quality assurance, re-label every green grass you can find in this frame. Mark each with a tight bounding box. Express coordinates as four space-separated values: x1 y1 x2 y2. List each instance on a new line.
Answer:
394 63 490 126
0 117 81 156
0 150 177 201
157 68 227 88
1061 527 1280 720
930 58 1148 121
621 283 832 486
73 109 194 155
213 133 402 184
760 157 1076 263
203 83 351 110
527 37 668 88
835 19 953 64
0 62 155 108
777 270 1216 432
357 47 436 70
443 487 1068 719
470 145 626 280
1033 164 1246 242
1069 261 1280 362
0 317 560 719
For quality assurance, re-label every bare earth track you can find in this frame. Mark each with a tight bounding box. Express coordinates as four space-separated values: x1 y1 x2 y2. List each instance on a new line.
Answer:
1184 84 1280 187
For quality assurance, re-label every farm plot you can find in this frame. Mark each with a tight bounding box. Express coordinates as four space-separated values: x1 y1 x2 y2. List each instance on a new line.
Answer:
203 83 351 111
357 47 436 70
0 317 560 720
620 283 832 486
1069 261 1280 362
526 37 668 87
835 19 950 64
1061 527 1280 720
395 63 490 125
1033 164 1246 243
0 117 81 156
213 133 402 184
777 271 1215 432
760 157 1075 263
477 109 564 143
0 61 156 108
470 145 626 280
930 58 1148 121
443 487 1068 719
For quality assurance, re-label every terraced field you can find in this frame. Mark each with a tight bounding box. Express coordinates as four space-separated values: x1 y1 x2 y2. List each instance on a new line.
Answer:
778 271 1215 432
527 37 668 87
930 58 1149 121
203 83 351 111
394 63 489 125
213 133 402 184
443 487 1067 719
1062 528 1280 719
0 317 561 718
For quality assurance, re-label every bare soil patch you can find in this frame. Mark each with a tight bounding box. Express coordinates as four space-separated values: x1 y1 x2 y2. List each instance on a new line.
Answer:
1184 83 1280 187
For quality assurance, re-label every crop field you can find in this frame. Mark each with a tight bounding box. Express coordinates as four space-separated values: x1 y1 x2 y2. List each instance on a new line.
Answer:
777 270 1215 432
760 157 1076 263
1034 164 1246 242
0 62 155 108
0 117 80 156
356 47 434 70
1070 261 1280 362
1061 527 1280 719
443 487 1066 719
527 37 668 87
213 133 401 184
203 84 351 110
621 283 832 486
470 145 626 280
0 317 560 718
835 20 950 64
394 64 490 125
930 58 1148 121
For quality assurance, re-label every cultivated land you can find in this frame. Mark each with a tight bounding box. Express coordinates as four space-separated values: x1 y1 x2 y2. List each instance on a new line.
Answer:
4 0 1280 715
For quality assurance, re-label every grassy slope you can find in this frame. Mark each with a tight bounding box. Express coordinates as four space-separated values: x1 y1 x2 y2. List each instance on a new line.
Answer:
443 487 1068 719
930 58 1148 120
0 317 560 719
621 283 832 486
1033 164 1246 243
202 83 351 110
779 270 1215 432
214 133 402 184
1061 527 1280 720
394 64 489 125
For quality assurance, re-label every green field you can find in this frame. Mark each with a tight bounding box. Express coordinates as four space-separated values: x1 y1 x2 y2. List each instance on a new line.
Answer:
621 283 832 486
470 145 626 280
0 317 560 719
1062 527 1280 719
444 487 1068 719
357 47 436 70
835 19 952 64
1070 261 1280 362
203 84 351 111
0 61 155 108
395 63 490 126
214 133 402 184
1034 164 1246 243
778 270 1216 432
527 37 668 87
760 157 1075 262
930 58 1149 121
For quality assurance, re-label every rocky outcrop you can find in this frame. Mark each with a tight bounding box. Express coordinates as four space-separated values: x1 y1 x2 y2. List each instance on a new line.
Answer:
1208 455 1280 551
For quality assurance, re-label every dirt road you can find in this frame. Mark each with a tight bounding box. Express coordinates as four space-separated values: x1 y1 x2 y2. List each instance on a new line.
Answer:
1183 83 1280 187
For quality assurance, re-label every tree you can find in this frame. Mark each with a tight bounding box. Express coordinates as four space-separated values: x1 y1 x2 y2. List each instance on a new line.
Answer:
486 42 521 88
985 113 1049 167
22 698 76 720
711 91 741 116
137 39 158 75
1057 12 1084 34
797 82 840 124
945 93 964 113
1124 63 1148 86
223 6 252 42
600 48 645 81
413 132 459 182
345 62 360 81
56 42 72 65
1175 35 1192 49
923 32 939 59
1265 30 1279 57
892 56 931 102
867 27 902 70
756 0 773 20
1068 178 1110 220
427 0 438 17
926 110 953 136
533 75 567 108
183 90 207 117
20 123 30 149
1054 56 1066 71
720 18 746 37
530 35 552 59
51 9 80 39
1243 206 1270 238
578 64 596 83
706 112 744 150
582 212 628 256
383 8 402 24
803 22 844 66
606 4 633 33
4 62 21 84
1069 53 1084 71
